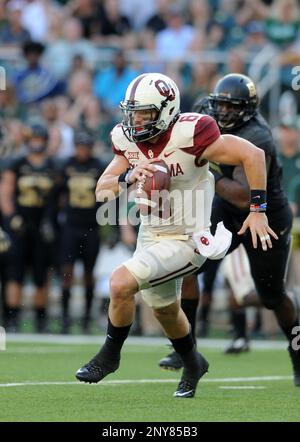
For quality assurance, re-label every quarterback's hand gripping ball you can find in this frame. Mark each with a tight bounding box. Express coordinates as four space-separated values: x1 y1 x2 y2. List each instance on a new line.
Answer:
135 159 171 218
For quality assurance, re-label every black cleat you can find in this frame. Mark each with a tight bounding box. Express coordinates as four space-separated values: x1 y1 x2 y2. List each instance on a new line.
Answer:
288 345 300 387
174 380 198 398
224 337 250 354
76 354 120 384
159 351 183 371
173 352 209 398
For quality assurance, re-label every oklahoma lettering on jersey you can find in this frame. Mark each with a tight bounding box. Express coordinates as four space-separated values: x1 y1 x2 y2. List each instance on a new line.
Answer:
111 113 220 234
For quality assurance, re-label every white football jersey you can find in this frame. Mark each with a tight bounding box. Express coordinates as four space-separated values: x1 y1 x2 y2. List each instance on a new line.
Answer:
112 113 220 235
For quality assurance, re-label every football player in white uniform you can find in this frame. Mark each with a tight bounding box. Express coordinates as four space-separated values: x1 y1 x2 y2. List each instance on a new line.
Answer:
76 73 277 398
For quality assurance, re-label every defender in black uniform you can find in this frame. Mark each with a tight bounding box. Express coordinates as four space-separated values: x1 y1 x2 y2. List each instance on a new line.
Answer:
0 216 11 327
0 124 57 332
159 74 300 386
59 131 106 333
0 160 12 327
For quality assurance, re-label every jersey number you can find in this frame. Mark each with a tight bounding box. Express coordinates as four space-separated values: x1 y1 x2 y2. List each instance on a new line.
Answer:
68 176 96 209
179 115 199 122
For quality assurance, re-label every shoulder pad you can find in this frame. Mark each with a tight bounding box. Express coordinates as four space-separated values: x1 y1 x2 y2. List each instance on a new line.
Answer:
171 113 203 147
111 124 129 153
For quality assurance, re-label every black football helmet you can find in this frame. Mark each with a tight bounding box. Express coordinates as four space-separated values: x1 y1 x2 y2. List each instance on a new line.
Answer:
192 96 212 116
208 73 259 129
27 123 48 153
74 130 94 146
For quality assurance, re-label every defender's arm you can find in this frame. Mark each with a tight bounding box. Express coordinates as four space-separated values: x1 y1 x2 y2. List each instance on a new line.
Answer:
202 134 278 250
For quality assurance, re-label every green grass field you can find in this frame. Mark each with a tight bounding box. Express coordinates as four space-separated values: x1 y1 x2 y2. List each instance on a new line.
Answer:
0 337 300 422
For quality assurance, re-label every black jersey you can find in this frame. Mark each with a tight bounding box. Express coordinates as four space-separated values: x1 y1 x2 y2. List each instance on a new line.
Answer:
61 157 105 228
219 112 288 215
7 156 56 224
197 112 293 308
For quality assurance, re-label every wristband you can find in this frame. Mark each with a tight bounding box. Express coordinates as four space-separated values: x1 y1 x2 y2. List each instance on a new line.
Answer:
250 190 267 212
118 168 132 187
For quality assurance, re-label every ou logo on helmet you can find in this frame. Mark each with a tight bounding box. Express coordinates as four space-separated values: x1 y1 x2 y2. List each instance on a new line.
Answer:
155 79 175 101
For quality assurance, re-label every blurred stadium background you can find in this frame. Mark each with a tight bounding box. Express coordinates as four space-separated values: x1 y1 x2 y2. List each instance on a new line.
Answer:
0 0 300 339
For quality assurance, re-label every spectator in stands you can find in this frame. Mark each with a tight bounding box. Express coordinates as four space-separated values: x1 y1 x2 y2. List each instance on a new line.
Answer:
40 98 74 160
205 20 227 50
213 0 245 48
70 53 88 74
20 0 57 43
0 0 7 31
187 0 211 31
57 89 113 162
12 40 64 105
181 62 218 112
238 0 300 87
70 68 93 100
0 1 30 46
46 6 70 44
276 116 300 301
119 0 156 31
246 0 300 49
67 0 101 39
77 96 116 163
65 68 95 125
0 85 24 121
101 0 131 35
277 118 300 216
93 49 139 115
43 17 98 81
145 0 170 34
155 4 197 61
0 119 27 159
92 0 135 48
223 48 247 75
242 20 267 56
138 29 166 73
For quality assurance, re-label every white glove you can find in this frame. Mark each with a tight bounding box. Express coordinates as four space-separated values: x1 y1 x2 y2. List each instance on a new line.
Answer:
193 221 232 260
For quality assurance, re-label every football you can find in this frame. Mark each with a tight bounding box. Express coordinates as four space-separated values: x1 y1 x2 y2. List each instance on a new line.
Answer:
135 159 171 217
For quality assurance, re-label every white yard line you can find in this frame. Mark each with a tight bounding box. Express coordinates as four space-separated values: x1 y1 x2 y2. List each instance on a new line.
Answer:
5 334 288 350
6 346 159 354
219 386 266 390
0 376 292 388
6 347 81 353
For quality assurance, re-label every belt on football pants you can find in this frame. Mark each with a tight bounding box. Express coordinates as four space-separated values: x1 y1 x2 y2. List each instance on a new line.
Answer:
150 233 190 241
